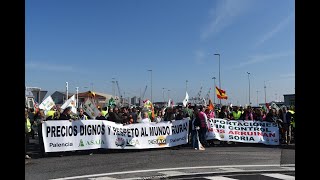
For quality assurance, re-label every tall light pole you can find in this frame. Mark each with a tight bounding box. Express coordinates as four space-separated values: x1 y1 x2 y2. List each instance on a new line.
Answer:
186 80 188 92
247 72 251 105
66 82 68 103
167 89 170 100
76 87 79 108
256 90 259 106
162 88 165 102
111 78 115 97
214 53 221 105
147 70 152 102
264 81 267 104
212 77 216 104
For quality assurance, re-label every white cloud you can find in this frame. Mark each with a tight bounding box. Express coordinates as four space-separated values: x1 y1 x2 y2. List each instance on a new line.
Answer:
201 0 252 41
256 13 294 47
227 51 294 70
26 61 75 72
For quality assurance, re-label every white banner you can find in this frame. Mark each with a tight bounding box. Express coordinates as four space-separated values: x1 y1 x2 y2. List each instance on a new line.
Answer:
206 118 279 145
83 98 100 119
42 119 189 152
39 96 55 114
60 95 77 114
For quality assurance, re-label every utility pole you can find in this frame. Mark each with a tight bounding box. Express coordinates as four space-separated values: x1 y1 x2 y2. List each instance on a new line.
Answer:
214 53 221 105
212 77 216 104
186 80 188 92
162 88 165 102
256 90 259 106
264 81 267 104
247 72 251 105
147 70 153 102
76 87 79 108
66 82 68 103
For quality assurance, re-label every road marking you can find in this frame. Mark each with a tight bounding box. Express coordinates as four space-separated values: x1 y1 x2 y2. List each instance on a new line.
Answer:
204 176 237 180
262 173 295 180
280 164 295 167
158 171 188 176
219 168 244 172
50 164 287 180
88 176 120 180
280 167 295 171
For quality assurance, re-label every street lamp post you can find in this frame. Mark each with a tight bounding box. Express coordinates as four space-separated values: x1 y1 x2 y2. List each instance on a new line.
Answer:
66 82 68 103
247 72 251 105
162 88 165 102
76 87 79 108
148 70 152 102
212 77 216 104
111 78 115 97
214 53 221 105
264 81 267 104
167 89 170 100
186 80 188 92
256 90 259 106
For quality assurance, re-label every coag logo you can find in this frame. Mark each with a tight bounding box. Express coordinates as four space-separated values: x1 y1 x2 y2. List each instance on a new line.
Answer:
79 139 105 147
126 139 140 146
148 136 167 146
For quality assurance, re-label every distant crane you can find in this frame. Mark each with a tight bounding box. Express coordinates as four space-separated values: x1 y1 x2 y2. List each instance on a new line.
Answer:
205 88 212 105
193 86 203 105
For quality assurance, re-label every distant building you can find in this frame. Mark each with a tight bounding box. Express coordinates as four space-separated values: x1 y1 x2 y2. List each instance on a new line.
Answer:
284 94 295 106
51 91 75 105
131 96 138 105
26 87 47 103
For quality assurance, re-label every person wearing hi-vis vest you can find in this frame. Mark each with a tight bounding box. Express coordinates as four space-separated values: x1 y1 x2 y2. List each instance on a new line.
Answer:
77 108 88 120
101 107 108 117
231 106 242 120
46 108 56 120
25 109 31 159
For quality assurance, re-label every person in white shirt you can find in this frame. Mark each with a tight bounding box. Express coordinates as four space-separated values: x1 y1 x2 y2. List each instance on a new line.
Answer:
141 112 151 123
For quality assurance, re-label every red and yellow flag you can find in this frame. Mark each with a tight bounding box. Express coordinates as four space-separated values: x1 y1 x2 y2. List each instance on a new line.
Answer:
216 86 228 99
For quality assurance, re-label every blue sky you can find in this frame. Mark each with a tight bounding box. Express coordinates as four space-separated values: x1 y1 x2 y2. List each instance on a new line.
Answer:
25 0 295 106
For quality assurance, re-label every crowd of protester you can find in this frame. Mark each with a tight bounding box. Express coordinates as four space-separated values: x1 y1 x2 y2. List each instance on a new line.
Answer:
25 103 295 158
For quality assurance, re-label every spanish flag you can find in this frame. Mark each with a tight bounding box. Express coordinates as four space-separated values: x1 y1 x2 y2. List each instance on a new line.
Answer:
216 86 228 99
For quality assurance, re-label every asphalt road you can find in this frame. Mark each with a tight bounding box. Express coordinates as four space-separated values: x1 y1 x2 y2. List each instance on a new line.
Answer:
25 138 295 180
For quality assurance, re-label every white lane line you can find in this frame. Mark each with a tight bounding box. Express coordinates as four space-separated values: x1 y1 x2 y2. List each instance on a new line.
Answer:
204 176 238 180
280 164 295 167
89 177 119 180
262 173 295 180
158 171 189 176
280 167 295 171
219 168 245 172
50 164 284 180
